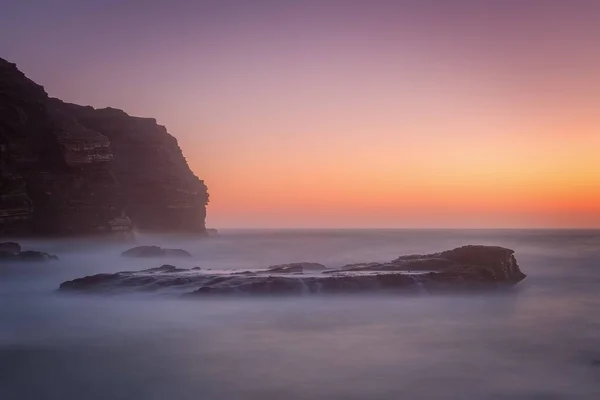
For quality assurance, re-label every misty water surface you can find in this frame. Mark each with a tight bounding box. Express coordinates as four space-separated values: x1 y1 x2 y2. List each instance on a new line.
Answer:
1 230 600 399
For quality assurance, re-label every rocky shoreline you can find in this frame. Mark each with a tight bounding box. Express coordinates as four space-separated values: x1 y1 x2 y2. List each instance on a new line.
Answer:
59 245 527 296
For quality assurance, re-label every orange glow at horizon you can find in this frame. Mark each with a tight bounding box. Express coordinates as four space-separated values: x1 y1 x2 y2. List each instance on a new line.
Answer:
186 108 600 228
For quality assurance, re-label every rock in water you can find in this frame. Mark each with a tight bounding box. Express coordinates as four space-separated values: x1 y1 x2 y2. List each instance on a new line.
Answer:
266 262 327 274
329 245 527 285
141 265 191 273
0 242 21 253
16 250 59 261
0 242 59 262
60 245 526 295
0 57 208 236
121 246 192 258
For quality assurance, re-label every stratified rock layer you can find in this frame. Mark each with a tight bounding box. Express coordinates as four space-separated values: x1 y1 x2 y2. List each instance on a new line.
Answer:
0 57 208 235
52 101 208 231
59 245 527 295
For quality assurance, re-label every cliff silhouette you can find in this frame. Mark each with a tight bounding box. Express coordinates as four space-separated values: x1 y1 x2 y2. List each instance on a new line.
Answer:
0 57 208 235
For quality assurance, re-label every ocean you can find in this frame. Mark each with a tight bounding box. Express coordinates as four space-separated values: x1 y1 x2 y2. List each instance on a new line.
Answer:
1 229 600 399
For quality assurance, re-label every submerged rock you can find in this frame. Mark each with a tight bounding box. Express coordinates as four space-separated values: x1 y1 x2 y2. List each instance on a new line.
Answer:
60 245 526 295
121 246 192 258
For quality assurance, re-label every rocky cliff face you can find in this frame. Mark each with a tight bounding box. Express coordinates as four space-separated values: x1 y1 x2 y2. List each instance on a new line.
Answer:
0 57 208 235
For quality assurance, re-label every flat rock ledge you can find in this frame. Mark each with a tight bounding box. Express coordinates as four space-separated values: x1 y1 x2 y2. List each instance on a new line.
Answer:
59 245 526 296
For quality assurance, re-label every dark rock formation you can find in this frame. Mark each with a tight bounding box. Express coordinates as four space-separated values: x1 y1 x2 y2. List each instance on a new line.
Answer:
141 264 190 273
0 57 208 235
121 245 192 258
52 100 209 232
0 242 58 262
266 262 327 274
59 245 526 295
16 250 59 261
328 245 526 282
0 241 21 253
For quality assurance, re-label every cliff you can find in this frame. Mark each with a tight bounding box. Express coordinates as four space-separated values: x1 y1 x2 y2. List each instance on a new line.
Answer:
0 57 208 235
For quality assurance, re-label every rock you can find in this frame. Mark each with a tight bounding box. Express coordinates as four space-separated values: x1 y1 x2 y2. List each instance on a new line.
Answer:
122 246 164 257
17 250 59 261
59 273 121 291
0 248 59 262
56 101 209 232
0 57 208 236
232 270 255 276
60 245 526 295
268 264 303 274
0 242 21 253
428 245 526 285
331 245 526 284
165 249 193 258
142 264 190 273
121 245 192 258
266 262 327 274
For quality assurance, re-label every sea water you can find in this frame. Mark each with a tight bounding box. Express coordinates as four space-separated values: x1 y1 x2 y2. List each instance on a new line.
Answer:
1 229 600 399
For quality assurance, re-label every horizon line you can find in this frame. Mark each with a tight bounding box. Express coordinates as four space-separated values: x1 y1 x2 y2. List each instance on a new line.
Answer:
209 227 600 231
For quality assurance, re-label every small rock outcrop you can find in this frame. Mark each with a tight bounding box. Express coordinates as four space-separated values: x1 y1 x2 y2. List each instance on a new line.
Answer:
0 241 21 253
141 264 190 273
121 245 192 258
0 242 58 262
60 245 526 295
266 262 327 274
0 57 208 235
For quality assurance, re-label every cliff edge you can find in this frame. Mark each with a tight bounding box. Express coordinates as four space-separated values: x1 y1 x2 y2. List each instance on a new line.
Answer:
0 57 208 235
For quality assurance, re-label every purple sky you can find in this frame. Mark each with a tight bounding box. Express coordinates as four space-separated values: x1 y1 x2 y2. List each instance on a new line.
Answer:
2 1 600 228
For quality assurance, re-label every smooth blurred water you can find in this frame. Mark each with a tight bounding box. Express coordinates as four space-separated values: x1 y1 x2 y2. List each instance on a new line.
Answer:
1 229 600 399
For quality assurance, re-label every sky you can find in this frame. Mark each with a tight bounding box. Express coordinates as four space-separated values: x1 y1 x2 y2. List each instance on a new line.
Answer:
2 0 600 228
